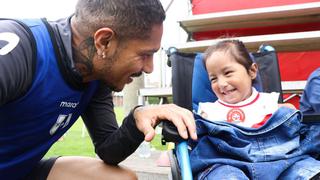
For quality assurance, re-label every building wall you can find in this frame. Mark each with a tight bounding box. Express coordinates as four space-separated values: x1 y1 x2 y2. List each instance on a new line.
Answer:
144 0 190 88
189 0 320 108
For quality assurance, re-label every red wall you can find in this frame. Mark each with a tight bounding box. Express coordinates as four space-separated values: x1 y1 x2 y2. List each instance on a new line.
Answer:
192 0 320 14
193 22 320 41
191 0 320 107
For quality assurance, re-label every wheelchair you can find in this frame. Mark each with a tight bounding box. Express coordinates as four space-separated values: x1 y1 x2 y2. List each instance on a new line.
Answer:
161 45 320 180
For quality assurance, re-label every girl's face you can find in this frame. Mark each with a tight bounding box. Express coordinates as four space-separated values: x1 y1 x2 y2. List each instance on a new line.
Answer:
206 51 258 104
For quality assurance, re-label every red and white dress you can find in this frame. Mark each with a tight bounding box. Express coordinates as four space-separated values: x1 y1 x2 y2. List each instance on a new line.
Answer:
197 88 279 128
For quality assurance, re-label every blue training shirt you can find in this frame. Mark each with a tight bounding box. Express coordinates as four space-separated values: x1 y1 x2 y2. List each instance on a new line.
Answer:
0 19 98 179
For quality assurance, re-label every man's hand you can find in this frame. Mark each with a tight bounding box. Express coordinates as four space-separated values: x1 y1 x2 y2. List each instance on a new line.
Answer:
133 104 197 142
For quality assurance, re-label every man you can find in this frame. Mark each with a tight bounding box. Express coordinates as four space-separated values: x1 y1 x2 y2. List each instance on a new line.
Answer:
0 0 197 179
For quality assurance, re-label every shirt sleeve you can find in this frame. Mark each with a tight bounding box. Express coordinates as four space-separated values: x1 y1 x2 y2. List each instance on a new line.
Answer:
198 102 214 120
0 19 34 106
269 92 280 112
197 102 204 115
300 68 320 113
81 83 144 165
197 102 207 117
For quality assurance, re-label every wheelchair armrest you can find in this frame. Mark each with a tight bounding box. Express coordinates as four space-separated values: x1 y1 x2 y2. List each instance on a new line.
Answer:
161 121 184 144
302 113 320 123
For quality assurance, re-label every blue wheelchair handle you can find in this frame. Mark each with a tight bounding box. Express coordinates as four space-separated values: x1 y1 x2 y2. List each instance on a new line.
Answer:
177 141 193 180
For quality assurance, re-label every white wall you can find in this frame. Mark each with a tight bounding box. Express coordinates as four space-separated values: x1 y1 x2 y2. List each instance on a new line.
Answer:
0 0 77 20
145 0 190 88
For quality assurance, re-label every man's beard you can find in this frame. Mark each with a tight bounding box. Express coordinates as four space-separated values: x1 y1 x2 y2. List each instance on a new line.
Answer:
108 71 143 92
131 71 143 78
99 47 143 92
109 85 120 92
99 50 118 91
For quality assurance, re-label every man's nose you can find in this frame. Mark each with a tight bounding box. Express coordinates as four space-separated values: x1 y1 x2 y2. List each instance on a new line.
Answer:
143 58 154 74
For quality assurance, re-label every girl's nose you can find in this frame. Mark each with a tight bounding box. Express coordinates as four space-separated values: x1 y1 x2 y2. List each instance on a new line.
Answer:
217 78 228 88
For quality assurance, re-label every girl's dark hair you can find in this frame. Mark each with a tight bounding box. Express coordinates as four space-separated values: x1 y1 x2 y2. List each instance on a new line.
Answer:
203 39 254 73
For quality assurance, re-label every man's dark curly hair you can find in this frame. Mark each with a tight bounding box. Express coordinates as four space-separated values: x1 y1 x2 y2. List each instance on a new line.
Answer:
73 0 166 41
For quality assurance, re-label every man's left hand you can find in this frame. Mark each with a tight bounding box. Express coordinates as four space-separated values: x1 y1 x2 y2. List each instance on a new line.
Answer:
133 104 197 142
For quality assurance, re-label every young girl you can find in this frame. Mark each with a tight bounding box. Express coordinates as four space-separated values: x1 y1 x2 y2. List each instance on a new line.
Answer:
197 40 295 128
191 40 320 180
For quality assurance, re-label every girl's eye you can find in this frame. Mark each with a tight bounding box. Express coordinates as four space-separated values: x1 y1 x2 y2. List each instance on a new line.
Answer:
225 71 233 76
210 77 217 83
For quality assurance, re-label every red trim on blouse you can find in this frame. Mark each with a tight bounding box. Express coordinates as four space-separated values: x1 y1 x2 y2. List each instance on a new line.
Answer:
218 93 260 108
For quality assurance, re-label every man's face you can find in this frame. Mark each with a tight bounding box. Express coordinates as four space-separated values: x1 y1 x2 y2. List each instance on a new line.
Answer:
93 24 163 91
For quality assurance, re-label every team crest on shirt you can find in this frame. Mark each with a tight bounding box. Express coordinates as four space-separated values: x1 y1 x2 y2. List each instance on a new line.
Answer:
50 114 72 135
227 108 245 123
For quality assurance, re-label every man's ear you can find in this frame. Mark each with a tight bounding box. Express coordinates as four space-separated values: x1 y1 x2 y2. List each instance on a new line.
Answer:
94 27 115 52
249 63 258 79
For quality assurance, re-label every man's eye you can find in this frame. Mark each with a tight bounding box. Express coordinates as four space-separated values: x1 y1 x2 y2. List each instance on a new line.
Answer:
141 54 153 61
142 55 148 60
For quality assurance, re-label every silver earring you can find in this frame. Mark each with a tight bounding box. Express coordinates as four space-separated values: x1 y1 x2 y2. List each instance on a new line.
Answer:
102 52 106 59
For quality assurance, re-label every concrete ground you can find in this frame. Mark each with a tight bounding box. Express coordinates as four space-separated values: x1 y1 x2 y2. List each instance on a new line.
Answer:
120 149 172 180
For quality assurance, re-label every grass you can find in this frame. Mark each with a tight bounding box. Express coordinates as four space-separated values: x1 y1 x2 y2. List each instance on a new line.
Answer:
44 120 96 157
45 107 167 158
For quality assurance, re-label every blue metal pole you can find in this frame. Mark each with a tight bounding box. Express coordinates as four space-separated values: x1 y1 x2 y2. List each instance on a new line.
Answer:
176 141 193 180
